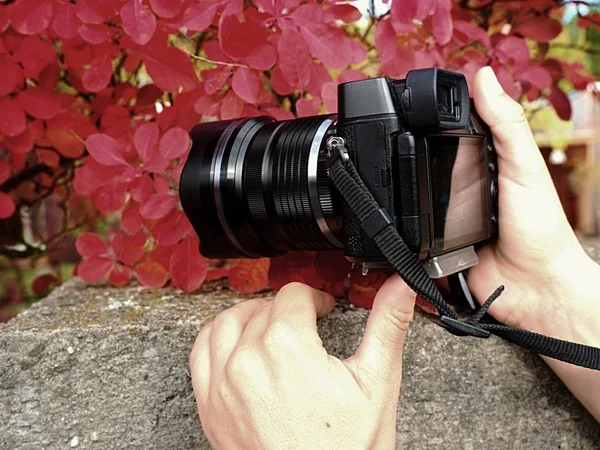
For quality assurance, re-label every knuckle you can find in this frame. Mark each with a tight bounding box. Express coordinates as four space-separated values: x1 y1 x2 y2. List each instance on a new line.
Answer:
212 309 238 330
226 347 261 381
263 322 299 351
384 307 414 335
277 281 310 298
505 98 527 125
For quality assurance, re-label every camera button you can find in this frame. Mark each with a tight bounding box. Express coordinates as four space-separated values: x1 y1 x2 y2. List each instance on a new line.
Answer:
490 179 498 200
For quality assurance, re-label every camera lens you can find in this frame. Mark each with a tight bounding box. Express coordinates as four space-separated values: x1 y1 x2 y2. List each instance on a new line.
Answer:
180 115 343 258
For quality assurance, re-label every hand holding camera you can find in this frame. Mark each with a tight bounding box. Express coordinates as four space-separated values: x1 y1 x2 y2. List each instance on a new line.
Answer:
188 67 600 449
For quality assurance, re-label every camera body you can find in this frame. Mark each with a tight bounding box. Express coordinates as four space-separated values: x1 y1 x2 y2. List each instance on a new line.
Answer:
336 68 498 276
179 68 498 279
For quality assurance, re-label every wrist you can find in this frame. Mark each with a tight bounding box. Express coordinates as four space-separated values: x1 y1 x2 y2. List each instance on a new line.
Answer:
515 253 600 346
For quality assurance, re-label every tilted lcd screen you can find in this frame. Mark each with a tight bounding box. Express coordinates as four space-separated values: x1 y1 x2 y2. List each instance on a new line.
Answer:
427 135 488 254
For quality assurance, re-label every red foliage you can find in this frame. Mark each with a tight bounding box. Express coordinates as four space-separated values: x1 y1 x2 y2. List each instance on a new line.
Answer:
0 0 597 308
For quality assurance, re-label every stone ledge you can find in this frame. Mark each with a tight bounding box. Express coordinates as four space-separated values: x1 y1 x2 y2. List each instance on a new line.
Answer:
2 241 600 449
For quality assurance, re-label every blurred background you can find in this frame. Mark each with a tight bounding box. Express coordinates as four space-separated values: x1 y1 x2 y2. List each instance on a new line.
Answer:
1 0 599 321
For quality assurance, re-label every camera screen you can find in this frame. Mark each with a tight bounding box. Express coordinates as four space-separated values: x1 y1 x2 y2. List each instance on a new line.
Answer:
428 135 488 254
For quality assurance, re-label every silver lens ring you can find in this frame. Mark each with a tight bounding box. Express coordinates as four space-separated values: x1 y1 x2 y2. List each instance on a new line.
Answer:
211 119 248 256
307 117 343 249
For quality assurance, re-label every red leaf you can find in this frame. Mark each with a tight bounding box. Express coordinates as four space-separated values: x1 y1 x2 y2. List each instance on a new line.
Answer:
78 23 109 44
300 25 351 70
0 57 23 97
321 82 337 113
296 98 319 117
121 0 156 46
245 45 277 70
78 257 114 283
181 2 219 32
10 0 54 35
349 39 367 65
517 65 552 90
32 274 60 296
148 244 175 269
122 202 143 235
231 67 261 104
206 267 230 281
338 70 366 84
548 84 572 121
220 14 269 61
153 174 170 193
52 2 79 39
109 233 124 257
152 209 190 245
325 280 347 298
83 54 112 92
514 17 562 43
290 3 323 25
76 232 108 257
120 230 147 266
270 66 295 96
432 4 453 45
306 62 333 98
139 193 178 219
0 193 16 219
324 4 361 23
19 88 61 120
229 258 270 294
134 122 159 161
265 107 295 121
314 251 351 283
495 36 530 63
149 0 182 19
130 173 153 202
220 90 244 120
134 260 168 288
391 0 418 25
159 127 190 160
170 235 208 292
416 296 438 314
277 30 312 90
86 134 128 166
453 20 491 48
138 45 198 93
203 67 233 95
109 265 131 287
0 99 26 138
93 181 127 213
348 271 388 309
268 251 314 289
76 0 105 24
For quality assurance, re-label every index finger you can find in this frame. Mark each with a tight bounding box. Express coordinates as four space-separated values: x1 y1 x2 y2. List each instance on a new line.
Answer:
268 282 335 333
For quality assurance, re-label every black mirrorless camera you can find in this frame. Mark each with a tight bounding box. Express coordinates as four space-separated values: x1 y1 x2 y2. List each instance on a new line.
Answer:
180 68 498 279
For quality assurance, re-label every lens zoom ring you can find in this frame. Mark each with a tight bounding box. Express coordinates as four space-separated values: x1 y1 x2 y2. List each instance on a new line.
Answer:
272 117 331 250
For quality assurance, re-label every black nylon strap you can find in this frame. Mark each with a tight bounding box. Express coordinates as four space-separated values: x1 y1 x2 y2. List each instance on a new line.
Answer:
327 144 600 371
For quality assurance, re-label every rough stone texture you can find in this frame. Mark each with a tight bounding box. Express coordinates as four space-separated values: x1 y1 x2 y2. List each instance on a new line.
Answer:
2 242 600 449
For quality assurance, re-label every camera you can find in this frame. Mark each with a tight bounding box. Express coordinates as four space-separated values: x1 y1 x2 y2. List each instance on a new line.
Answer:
180 68 498 279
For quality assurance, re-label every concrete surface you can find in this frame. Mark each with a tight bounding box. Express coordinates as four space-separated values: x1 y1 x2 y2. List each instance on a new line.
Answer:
2 241 600 449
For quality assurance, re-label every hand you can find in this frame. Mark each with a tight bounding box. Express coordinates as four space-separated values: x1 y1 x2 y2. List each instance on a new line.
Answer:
190 277 416 450
467 66 600 338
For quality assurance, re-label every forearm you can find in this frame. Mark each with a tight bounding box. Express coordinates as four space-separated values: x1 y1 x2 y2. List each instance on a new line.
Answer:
521 254 600 421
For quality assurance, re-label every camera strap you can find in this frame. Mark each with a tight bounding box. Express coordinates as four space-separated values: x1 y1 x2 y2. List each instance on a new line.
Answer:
326 138 600 371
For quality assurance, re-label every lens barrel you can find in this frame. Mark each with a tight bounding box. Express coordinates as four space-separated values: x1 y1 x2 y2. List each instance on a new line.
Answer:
180 115 343 259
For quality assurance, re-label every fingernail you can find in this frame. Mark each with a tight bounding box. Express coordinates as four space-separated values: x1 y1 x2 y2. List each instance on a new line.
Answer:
482 66 503 96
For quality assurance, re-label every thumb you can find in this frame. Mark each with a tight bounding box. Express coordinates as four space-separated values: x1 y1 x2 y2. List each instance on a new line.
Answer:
473 66 548 184
351 274 416 390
